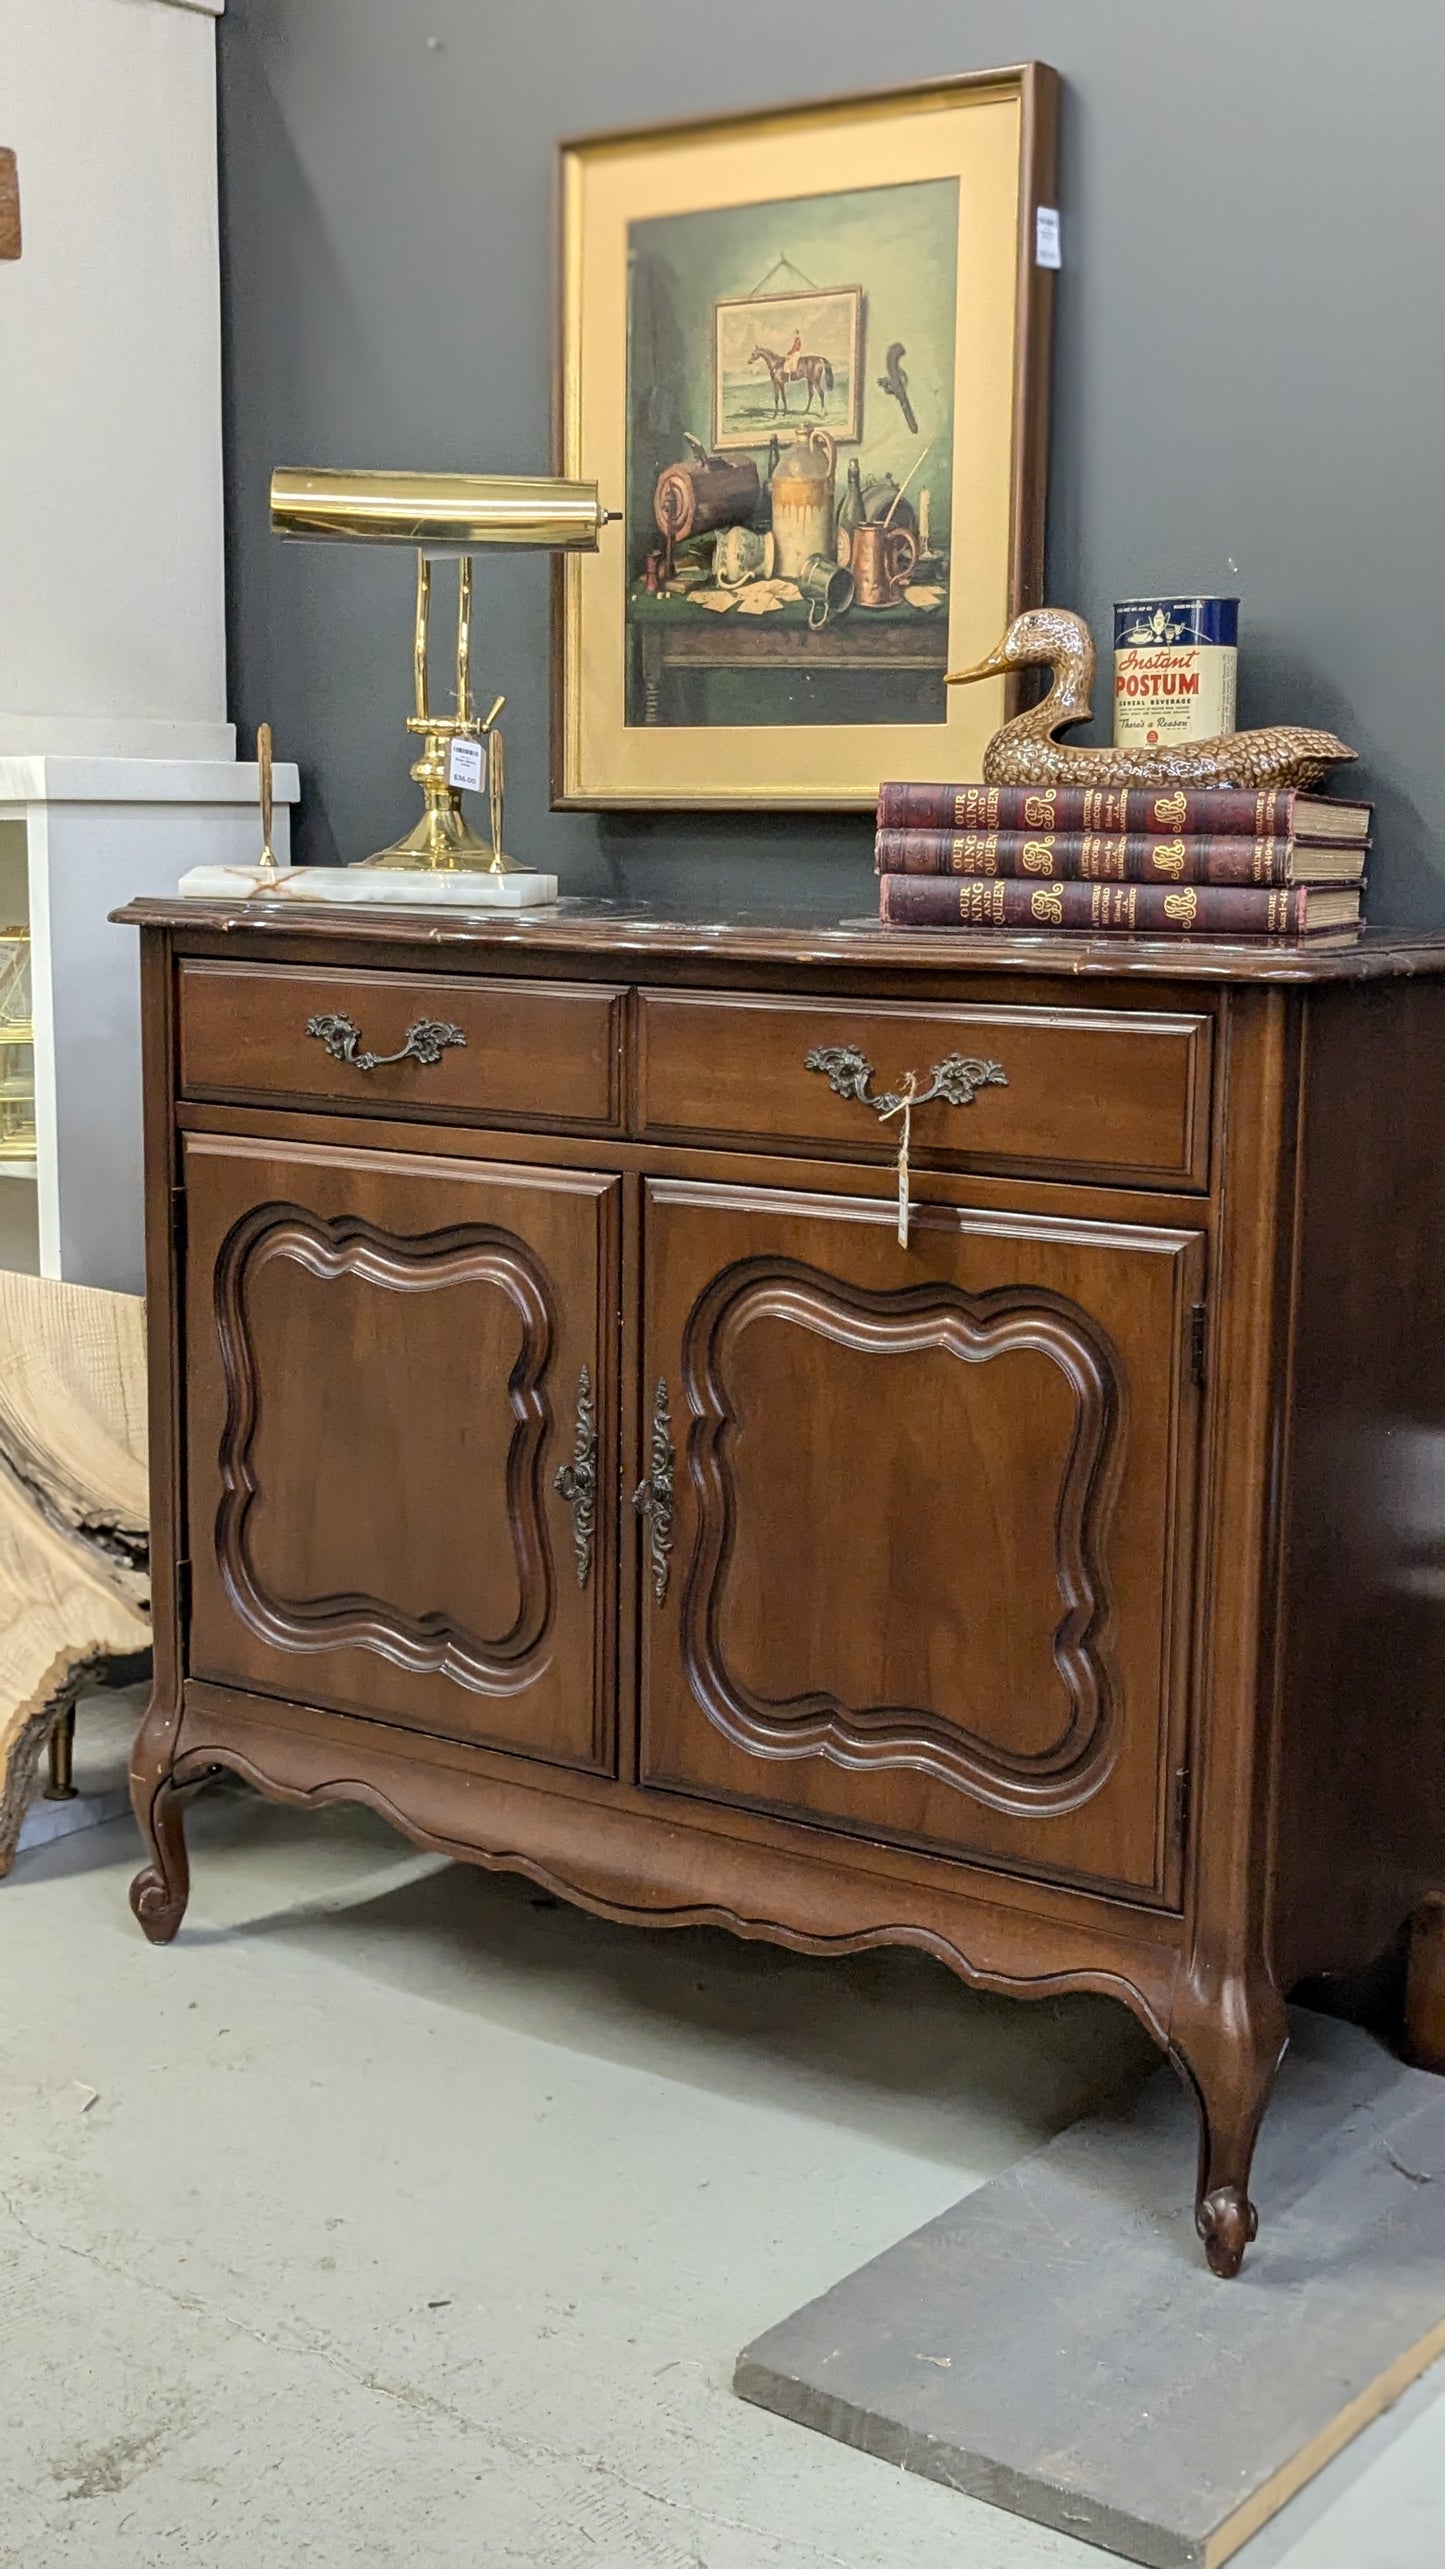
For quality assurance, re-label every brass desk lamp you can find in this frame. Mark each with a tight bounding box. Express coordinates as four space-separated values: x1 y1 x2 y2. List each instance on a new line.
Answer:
270 468 613 874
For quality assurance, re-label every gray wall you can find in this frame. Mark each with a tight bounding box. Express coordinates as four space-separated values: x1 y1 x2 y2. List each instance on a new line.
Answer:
219 1 1445 923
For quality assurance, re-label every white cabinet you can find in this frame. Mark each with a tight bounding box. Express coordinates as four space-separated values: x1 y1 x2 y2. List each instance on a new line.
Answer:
0 757 297 1292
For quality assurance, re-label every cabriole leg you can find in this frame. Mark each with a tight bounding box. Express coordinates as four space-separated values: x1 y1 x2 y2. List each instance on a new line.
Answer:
1404 1894 1445 2072
1169 1983 1289 2278
129 1774 192 1945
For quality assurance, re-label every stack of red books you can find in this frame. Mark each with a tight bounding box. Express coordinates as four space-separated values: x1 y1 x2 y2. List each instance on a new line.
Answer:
875 782 1371 938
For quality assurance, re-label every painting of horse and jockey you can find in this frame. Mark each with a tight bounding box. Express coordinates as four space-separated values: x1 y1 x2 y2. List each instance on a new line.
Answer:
712 286 863 448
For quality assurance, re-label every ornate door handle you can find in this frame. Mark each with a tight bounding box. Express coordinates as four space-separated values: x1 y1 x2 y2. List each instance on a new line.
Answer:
806 1044 1007 1247
804 1043 1007 1115
306 1011 467 1072
553 1366 597 1591
631 1378 675 1608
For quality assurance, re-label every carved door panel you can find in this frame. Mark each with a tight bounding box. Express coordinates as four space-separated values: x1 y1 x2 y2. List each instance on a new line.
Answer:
183 1134 618 1770
639 1178 1203 1898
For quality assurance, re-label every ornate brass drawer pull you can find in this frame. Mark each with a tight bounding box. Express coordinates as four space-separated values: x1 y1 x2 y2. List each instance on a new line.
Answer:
804 1043 1007 1116
306 1011 466 1073
631 1378 675 1608
805 1043 1008 1248
553 1366 598 1591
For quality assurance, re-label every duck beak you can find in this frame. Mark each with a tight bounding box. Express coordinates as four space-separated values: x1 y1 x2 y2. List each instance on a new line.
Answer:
944 645 1009 688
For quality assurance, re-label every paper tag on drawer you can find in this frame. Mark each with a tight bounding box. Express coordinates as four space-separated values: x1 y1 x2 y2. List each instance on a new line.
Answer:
447 737 486 793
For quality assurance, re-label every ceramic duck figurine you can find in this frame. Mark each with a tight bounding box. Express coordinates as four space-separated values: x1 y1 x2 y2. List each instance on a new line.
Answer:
947 606 1357 792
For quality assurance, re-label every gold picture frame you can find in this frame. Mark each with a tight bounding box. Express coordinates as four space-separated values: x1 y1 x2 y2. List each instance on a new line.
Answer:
552 65 1059 813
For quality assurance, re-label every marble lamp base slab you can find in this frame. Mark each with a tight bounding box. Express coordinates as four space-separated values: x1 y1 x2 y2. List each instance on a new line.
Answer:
177 865 559 909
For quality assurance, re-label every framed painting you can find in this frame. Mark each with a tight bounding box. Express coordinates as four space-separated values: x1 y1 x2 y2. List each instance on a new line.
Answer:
713 286 864 450
553 66 1059 812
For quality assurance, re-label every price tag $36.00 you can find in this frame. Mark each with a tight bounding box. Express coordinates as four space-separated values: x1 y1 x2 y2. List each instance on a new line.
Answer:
447 736 486 794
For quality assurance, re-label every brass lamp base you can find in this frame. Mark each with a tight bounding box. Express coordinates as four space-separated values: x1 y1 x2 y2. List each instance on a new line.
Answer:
362 723 521 874
363 795 499 873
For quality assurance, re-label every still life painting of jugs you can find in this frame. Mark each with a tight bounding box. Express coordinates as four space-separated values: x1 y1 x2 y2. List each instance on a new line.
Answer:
769 427 837 581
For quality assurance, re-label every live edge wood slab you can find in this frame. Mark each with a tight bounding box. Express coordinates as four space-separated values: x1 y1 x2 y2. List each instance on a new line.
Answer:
0 1273 150 1874
112 895 1445 2276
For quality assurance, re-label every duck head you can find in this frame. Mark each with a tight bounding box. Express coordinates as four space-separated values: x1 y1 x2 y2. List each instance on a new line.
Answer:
946 606 1096 720
946 605 1096 688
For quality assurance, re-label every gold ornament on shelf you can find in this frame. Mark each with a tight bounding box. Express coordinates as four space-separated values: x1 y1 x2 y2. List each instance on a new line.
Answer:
947 606 1357 793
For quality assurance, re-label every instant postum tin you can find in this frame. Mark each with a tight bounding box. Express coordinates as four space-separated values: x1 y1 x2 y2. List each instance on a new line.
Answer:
1113 595 1239 750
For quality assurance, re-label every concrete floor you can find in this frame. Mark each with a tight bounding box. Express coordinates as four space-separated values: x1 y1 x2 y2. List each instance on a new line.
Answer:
2 1776 1443 2568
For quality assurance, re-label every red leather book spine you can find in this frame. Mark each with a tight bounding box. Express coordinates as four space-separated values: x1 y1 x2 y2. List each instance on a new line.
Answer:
876 781 1300 837
874 829 1304 884
878 875 1317 933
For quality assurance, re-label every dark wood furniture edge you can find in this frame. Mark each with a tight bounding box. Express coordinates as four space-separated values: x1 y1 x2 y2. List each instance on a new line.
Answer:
164 1687 1179 2045
176 1676 1188 1937
129 929 189 1943
1167 984 1296 2275
177 1095 1212 1198
171 1109 1216 1246
111 902 1445 986
1268 978 1445 2012
1406 1896 1445 2073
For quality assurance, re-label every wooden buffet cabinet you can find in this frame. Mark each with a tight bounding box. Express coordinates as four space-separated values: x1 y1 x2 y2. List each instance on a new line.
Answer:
116 896 1445 2276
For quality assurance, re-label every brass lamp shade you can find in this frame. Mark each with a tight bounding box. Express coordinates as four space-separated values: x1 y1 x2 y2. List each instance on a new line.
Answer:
269 462 614 875
270 467 607 552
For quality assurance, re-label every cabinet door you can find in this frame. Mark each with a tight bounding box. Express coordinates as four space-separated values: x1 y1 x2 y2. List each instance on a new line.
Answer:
639 1178 1203 1898
183 1133 618 1771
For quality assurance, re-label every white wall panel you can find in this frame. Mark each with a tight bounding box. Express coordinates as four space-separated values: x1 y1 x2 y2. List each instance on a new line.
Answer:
0 0 230 756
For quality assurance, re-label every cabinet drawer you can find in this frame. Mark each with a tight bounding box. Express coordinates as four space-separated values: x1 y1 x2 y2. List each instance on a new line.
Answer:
636 989 1213 1188
179 962 624 1130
